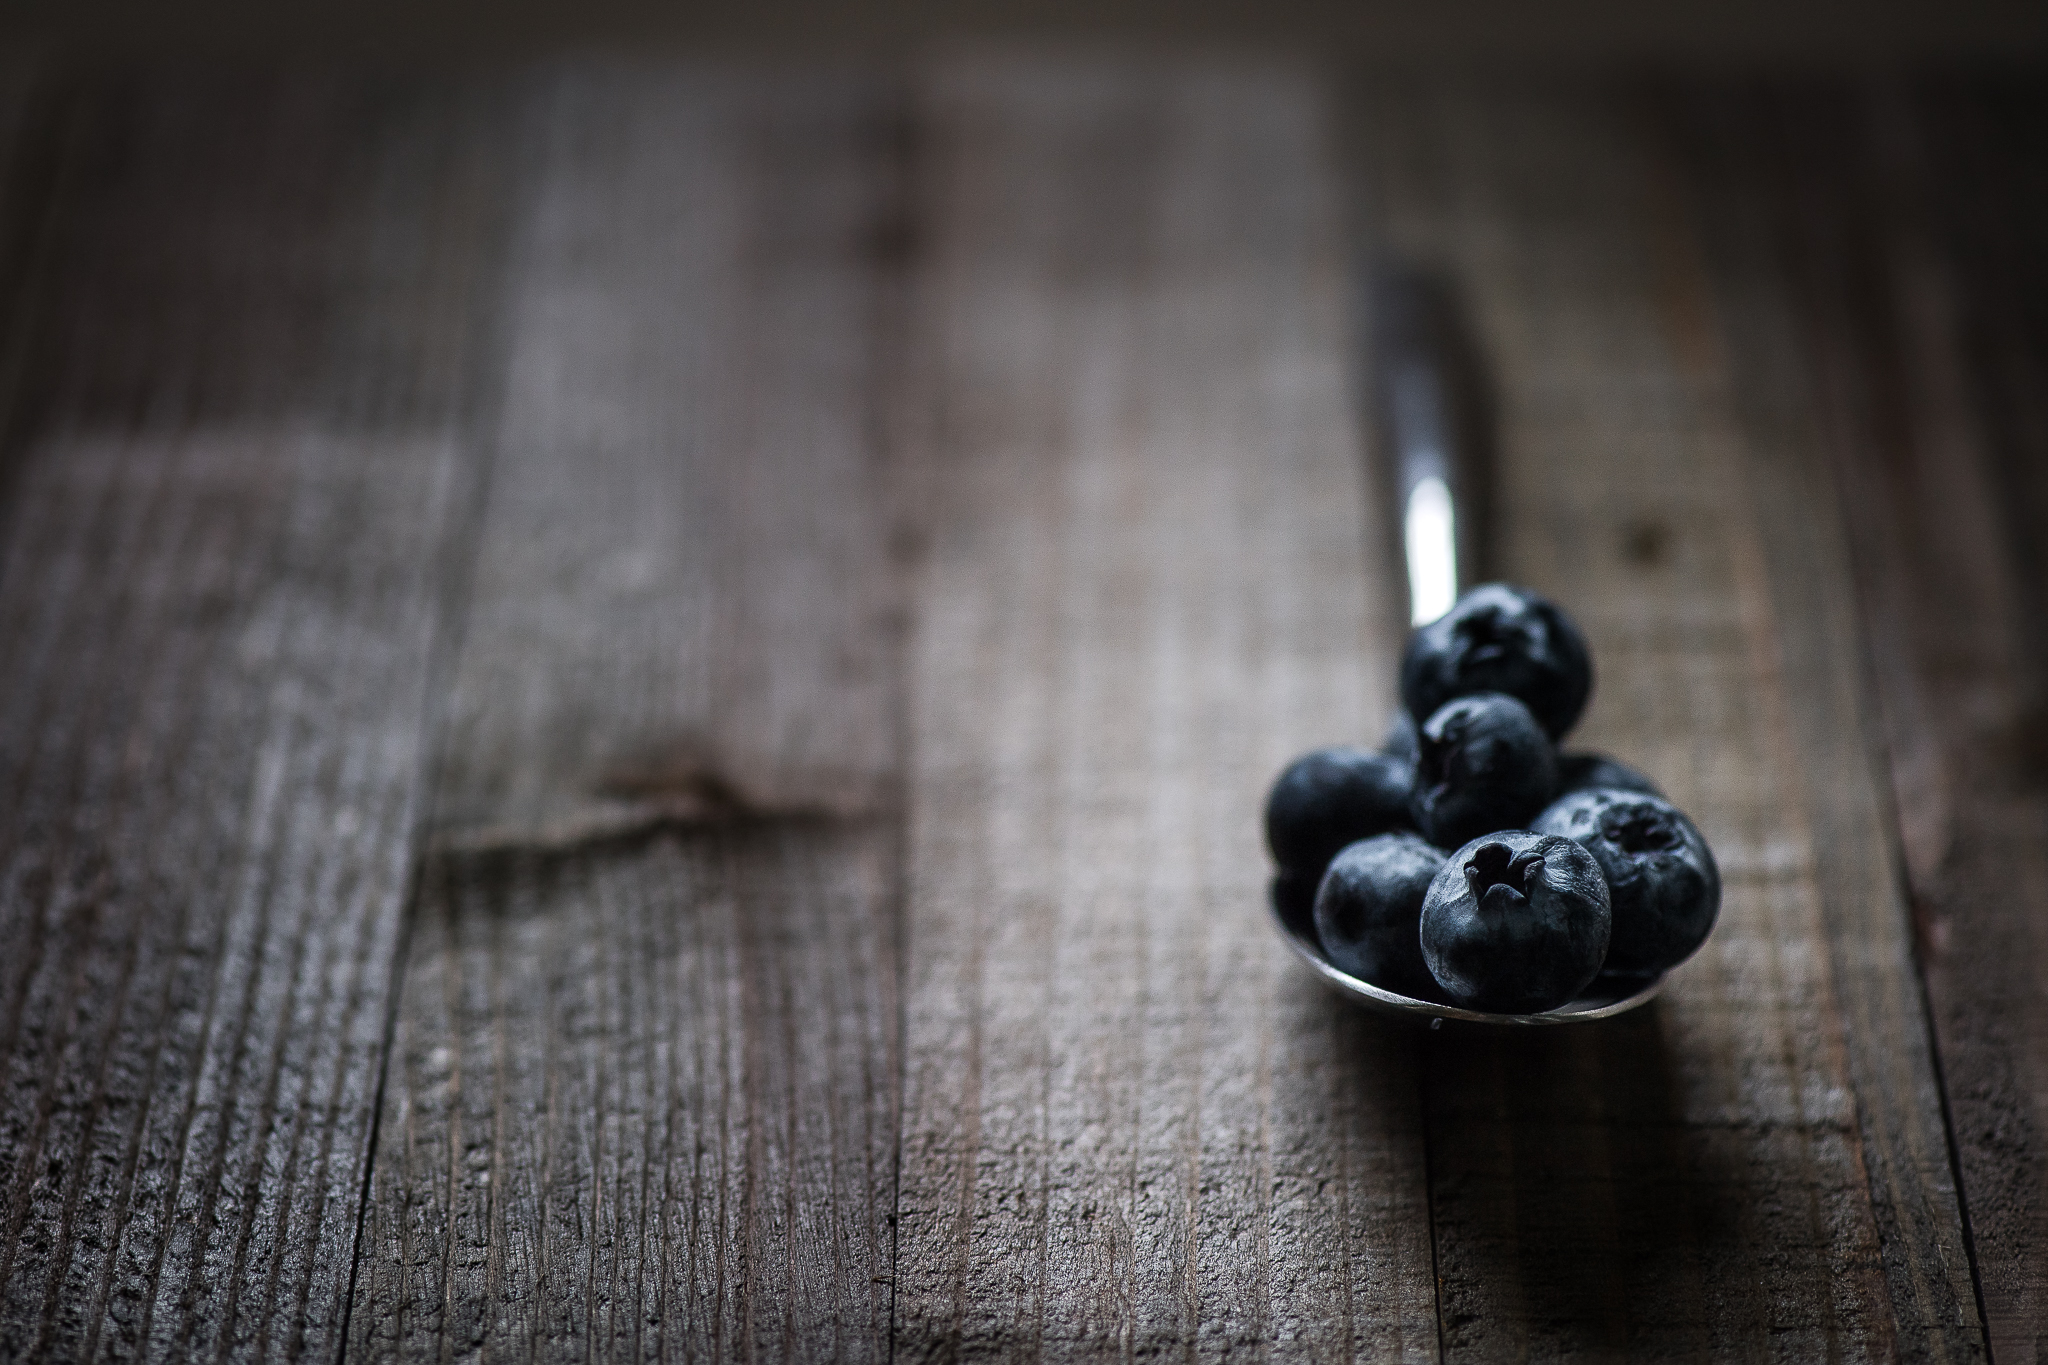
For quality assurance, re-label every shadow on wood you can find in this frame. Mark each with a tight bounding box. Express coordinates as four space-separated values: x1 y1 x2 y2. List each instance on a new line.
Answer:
1424 1006 1764 1358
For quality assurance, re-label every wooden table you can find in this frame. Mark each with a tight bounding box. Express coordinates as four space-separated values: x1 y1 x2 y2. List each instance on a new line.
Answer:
0 56 2041 1363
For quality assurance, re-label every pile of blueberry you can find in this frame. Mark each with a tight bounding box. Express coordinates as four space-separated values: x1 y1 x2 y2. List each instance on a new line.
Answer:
1266 583 1719 1014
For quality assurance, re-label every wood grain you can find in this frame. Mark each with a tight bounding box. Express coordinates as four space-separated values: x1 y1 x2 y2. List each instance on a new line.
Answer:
0 57 2029 1363
346 69 910 1363
0 73 513 1361
891 62 1438 1362
1905 85 2048 1360
1676 79 2048 1362
1354 76 1982 1360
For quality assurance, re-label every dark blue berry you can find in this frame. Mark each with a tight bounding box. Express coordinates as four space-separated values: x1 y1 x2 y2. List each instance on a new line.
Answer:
1409 693 1558 850
1556 751 1661 798
1314 833 1446 997
1401 583 1593 740
1420 832 1612 1013
1381 710 1420 764
1264 746 1414 886
1270 872 1318 940
1533 788 1718 975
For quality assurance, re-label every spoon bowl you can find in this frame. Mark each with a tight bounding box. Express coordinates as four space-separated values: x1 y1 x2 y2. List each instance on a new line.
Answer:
1269 878 1665 1025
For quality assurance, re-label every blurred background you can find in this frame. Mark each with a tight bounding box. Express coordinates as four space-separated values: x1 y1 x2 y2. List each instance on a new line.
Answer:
4 0 2046 64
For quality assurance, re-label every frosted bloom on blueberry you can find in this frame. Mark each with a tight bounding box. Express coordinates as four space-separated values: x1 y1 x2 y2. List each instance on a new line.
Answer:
1534 787 1719 976
1264 746 1414 888
1420 831 1611 1013
1314 832 1447 998
1401 583 1593 740
1409 693 1558 850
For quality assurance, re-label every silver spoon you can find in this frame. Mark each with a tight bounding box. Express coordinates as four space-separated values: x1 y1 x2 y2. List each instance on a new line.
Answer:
1268 263 1667 1026
1270 877 1665 1025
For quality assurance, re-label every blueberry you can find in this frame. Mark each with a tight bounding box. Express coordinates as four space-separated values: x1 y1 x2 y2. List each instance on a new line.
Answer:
1401 583 1593 740
1314 833 1447 997
1264 746 1414 886
1409 693 1558 850
1270 871 1319 940
1381 710 1420 764
1556 751 1661 798
1533 787 1718 976
1420 832 1612 1013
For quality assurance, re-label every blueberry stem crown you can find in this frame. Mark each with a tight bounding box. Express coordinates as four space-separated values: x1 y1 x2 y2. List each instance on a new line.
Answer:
1454 604 1528 667
1463 840 1547 914
1418 734 1448 774
1599 805 1682 854
1415 715 1467 794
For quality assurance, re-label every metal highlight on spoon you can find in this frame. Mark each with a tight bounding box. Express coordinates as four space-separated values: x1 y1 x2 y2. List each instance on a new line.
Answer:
1402 475 1456 625
1368 263 1492 626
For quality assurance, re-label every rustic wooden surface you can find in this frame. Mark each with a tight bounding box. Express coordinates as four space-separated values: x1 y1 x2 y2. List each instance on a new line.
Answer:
890 64 1437 1362
0 56 2038 1364
0 74 512 1361
1677 79 2048 1363
346 71 908 1363
1355 77 1980 1362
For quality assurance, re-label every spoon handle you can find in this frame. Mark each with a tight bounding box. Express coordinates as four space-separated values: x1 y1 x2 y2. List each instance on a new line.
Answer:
1366 263 1494 625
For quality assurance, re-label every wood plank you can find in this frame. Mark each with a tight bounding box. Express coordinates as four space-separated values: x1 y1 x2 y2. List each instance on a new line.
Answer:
345 69 909 1362
0 71 514 1361
892 62 1438 1361
1905 83 2048 1358
1676 78 2048 1361
1353 75 1982 1360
